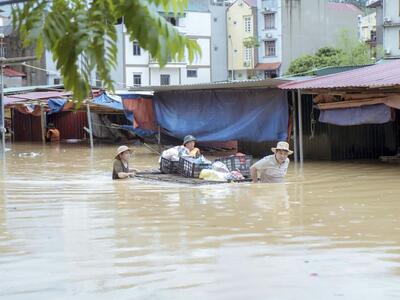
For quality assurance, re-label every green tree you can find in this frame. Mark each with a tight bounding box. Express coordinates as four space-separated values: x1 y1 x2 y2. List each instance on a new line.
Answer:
287 30 373 75
243 37 260 78
12 0 201 103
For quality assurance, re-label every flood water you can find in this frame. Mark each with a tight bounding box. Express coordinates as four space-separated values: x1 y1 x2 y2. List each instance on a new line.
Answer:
1 143 400 300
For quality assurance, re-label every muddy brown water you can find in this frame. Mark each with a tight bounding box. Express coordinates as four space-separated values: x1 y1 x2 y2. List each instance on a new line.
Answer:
0 143 400 300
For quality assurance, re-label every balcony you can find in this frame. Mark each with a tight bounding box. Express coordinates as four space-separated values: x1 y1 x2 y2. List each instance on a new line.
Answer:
149 56 186 68
261 0 278 12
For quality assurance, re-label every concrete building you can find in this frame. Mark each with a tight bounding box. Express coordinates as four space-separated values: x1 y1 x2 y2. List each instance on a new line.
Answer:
210 2 229 82
359 12 377 56
359 12 377 42
256 0 362 77
367 0 400 59
124 0 211 87
227 0 258 80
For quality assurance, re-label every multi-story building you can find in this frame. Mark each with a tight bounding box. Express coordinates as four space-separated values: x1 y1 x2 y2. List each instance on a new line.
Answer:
256 0 362 77
210 1 229 82
227 0 258 80
359 12 377 55
367 0 400 59
124 0 211 87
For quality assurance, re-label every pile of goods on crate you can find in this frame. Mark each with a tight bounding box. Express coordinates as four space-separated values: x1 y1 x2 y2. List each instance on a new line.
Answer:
160 151 253 182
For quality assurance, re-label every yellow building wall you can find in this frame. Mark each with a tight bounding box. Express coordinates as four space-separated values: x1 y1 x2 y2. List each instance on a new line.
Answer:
227 0 255 72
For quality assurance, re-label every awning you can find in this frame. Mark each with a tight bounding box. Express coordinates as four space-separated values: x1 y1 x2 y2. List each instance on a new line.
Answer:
255 62 281 71
319 104 393 126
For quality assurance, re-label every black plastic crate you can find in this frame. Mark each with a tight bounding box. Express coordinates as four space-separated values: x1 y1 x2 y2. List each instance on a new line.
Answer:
215 154 253 177
160 157 180 174
179 157 212 178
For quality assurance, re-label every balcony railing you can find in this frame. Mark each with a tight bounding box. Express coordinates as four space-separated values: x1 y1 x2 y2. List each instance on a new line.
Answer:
149 56 186 64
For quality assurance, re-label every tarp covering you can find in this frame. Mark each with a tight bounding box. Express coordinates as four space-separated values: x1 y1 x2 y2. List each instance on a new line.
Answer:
153 89 288 142
92 93 123 110
120 94 157 138
319 104 393 126
47 98 67 115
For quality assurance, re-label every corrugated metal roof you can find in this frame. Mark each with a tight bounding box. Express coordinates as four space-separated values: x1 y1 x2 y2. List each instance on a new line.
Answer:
5 91 71 103
279 60 400 90
129 78 289 92
4 84 64 95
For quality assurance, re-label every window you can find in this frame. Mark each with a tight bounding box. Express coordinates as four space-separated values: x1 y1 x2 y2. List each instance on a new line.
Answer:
133 42 141 56
265 40 276 56
244 47 252 62
160 74 170 85
264 13 275 29
165 16 178 26
133 74 141 86
244 16 251 33
53 78 60 85
187 70 197 78
265 70 278 79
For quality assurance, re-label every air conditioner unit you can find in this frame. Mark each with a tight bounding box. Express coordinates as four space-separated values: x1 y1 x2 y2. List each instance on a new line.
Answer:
264 7 272 12
384 17 392 23
265 33 273 38
384 48 391 55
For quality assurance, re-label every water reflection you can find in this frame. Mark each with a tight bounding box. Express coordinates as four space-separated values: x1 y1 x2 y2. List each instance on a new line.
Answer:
0 143 400 299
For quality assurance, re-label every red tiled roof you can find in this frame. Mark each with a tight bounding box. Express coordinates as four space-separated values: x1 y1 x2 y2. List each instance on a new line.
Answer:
255 62 281 71
4 67 26 77
279 60 400 90
327 2 362 13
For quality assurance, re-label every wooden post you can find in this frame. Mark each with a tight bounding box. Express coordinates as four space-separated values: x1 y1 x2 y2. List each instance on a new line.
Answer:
40 104 46 144
157 125 161 152
86 103 94 149
297 89 304 167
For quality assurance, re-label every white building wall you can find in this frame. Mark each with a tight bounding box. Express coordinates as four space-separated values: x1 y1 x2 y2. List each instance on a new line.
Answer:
125 37 150 65
123 10 212 86
189 38 211 65
126 66 150 87
383 0 400 57
150 68 181 86
180 12 211 36
181 67 211 84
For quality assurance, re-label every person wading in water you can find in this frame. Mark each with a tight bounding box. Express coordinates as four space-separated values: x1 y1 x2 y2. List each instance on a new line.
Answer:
250 141 293 183
112 145 138 179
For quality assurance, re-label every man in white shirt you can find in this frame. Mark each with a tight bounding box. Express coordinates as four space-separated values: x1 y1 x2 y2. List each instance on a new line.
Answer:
250 141 293 183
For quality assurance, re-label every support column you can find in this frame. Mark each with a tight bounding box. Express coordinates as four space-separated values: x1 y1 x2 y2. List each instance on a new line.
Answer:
297 89 304 167
292 91 298 164
86 103 94 149
0 64 4 157
40 104 46 143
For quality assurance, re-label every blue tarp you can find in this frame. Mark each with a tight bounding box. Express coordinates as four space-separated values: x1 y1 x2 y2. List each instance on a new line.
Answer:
319 104 393 126
47 98 67 115
92 93 123 110
153 89 288 142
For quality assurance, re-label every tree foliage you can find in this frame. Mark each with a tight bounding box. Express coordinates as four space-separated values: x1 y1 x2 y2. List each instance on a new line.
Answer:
12 0 201 103
287 30 373 75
